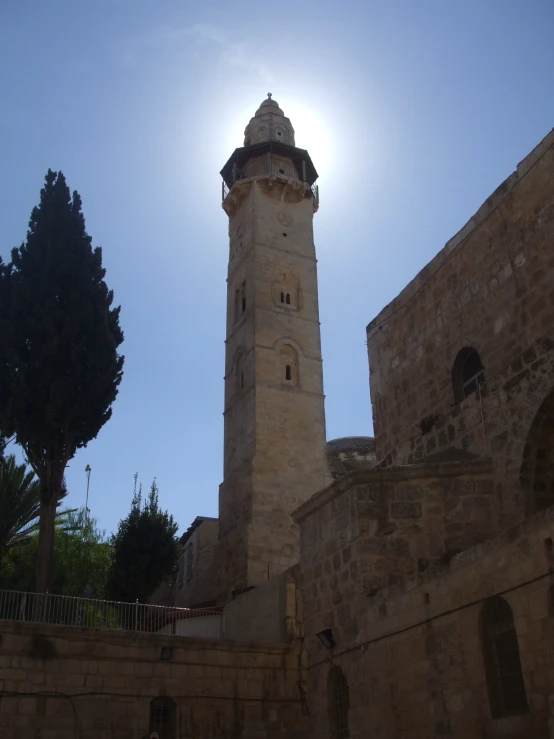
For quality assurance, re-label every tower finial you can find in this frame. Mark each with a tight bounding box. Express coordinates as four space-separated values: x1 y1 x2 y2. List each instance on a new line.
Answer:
267 92 272 99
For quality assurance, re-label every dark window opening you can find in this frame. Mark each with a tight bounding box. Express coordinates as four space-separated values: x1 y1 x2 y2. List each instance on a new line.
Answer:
520 390 554 515
240 372 244 389
241 281 246 314
452 347 485 402
277 131 282 136
282 232 287 237
149 697 176 739
285 365 292 381
328 666 350 739
279 168 285 174
286 293 291 305
481 596 528 719
280 292 285 303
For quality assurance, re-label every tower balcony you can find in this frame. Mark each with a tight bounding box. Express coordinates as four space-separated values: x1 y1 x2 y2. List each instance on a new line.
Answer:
220 142 319 207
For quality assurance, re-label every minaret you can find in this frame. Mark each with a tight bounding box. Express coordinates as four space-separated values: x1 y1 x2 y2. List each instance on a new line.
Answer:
218 94 331 593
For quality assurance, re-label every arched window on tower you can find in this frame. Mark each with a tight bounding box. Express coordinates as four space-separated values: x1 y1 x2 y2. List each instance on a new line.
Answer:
280 344 299 386
149 697 176 739
481 596 528 719
234 281 247 323
328 666 350 739
452 347 485 402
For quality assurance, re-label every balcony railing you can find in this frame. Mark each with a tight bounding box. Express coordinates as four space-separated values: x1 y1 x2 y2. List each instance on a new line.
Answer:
222 152 319 205
0 589 223 639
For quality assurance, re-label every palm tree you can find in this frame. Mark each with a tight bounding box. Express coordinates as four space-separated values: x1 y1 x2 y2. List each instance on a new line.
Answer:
0 455 72 562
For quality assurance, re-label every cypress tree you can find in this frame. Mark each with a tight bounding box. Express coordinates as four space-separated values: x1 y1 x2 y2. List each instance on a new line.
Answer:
0 170 124 594
107 480 179 604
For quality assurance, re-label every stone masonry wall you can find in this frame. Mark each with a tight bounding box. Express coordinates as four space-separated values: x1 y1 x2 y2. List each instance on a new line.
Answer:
294 461 497 633
218 175 331 598
295 470 554 739
366 128 554 526
0 622 309 739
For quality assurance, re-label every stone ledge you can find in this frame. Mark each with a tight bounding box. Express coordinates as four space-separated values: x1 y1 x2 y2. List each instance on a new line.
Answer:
291 456 493 523
0 620 299 656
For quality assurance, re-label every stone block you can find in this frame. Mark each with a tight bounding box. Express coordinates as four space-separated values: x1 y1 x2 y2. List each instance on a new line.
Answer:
391 502 422 519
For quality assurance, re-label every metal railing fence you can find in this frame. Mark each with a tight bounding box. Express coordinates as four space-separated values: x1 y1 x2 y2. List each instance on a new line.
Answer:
0 589 223 639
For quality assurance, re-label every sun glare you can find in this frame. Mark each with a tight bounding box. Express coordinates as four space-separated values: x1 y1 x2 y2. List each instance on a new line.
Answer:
218 95 336 182
284 100 335 178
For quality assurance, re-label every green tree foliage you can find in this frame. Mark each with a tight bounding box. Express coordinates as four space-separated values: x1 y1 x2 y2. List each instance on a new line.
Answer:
0 170 124 594
0 455 41 560
0 509 112 597
107 480 179 603
0 454 71 563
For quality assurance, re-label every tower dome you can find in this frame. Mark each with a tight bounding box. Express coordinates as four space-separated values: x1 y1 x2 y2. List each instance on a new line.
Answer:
244 93 296 147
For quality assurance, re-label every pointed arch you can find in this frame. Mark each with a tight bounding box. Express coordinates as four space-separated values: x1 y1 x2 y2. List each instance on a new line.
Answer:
481 596 528 719
328 666 349 739
452 346 485 402
149 697 176 738
280 344 299 386
272 336 306 358
520 386 554 515
272 269 300 311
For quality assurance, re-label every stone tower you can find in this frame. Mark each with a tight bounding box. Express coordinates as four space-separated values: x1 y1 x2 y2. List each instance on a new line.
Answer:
218 95 331 593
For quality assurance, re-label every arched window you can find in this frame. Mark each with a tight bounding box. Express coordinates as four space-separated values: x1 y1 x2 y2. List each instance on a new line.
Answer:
273 270 299 311
452 347 485 402
481 596 528 719
149 697 176 739
234 281 246 323
520 389 554 514
328 666 349 739
280 344 299 386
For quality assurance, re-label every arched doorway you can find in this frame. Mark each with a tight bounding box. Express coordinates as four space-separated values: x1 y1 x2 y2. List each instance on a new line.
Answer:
520 388 554 514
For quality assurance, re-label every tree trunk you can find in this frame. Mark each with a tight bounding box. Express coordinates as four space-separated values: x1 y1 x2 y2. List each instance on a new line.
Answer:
35 495 58 595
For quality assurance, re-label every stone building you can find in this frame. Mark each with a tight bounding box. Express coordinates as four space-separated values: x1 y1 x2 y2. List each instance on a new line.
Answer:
174 95 333 609
294 126 554 739
2 97 553 738
171 98 554 738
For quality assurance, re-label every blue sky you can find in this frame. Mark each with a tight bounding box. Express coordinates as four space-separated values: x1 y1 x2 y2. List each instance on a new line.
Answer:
1 0 553 537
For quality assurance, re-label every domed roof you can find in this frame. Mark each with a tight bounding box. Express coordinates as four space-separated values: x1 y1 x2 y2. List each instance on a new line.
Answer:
326 436 376 453
326 437 377 480
244 93 295 147
254 94 285 117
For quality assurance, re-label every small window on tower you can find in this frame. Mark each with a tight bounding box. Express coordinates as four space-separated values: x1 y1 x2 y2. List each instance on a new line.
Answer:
241 372 244 389
286 293 291 305
240 281 246 314
280 344 299 386
280 292 285 303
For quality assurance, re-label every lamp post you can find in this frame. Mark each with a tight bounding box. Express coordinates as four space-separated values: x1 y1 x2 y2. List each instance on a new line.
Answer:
85 465 92 520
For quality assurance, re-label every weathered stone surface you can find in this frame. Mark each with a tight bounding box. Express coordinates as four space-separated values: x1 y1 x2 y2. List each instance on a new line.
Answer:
0 622 309 739
296 128 554 739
